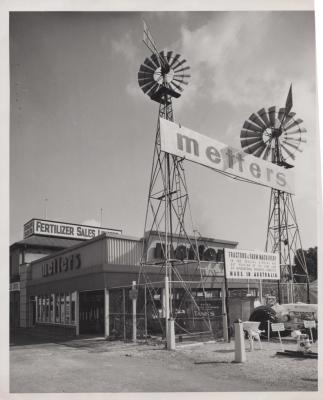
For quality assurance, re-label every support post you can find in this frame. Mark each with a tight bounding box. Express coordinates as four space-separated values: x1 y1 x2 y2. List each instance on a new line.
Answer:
123 288 126 341
35 296 38 323
165 276 175 350
75 291 79 336
234 320 246 363
223 251 231 342
132 281 137 343
144 284 147 341
222 281 228 342
104 288 110 339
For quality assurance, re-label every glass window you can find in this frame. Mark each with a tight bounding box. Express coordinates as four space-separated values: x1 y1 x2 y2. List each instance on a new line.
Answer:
50 294 54 322
55 294 60 323
65 294 70 324
71 292 76 324
60 293 65 323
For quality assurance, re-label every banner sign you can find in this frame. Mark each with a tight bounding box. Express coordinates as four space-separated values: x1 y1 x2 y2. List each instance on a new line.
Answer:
303 320 316 329
224 249 280 280
160 118 294 194
271 322 285 332
24 218 122 240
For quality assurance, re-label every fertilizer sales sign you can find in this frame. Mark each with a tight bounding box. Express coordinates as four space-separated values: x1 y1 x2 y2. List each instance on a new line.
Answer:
224 249 280 280
159 118 294 194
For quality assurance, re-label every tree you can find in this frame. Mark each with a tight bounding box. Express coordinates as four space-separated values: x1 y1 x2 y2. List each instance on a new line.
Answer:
294 247 317 282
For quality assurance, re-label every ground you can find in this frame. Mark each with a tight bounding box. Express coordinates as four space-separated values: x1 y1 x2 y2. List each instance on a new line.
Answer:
10 330 318 393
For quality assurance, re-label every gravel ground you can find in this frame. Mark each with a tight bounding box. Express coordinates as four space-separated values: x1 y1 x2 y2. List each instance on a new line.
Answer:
10 333 318 393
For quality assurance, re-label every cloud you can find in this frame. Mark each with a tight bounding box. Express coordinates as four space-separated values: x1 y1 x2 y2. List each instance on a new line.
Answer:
111 33 138 63
175 12 316 112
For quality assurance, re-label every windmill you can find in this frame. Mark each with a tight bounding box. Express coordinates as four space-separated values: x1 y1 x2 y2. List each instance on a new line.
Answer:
137 20 216 347
240 85 310 303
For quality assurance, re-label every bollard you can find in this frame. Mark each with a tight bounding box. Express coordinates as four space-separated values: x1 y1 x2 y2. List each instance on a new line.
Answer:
167 318 176 350
234 320 246 363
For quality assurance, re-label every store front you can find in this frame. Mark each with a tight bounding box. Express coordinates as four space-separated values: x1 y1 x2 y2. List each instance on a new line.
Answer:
19 230 257 339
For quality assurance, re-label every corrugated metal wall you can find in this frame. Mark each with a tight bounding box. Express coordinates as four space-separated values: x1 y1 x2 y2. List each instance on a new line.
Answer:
106 237 143 266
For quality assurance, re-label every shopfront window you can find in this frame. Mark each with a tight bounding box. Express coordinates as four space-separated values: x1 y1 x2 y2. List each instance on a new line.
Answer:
71 292 76 323
60 294 65 323
65 294 70 324
35 291 77 326
55 294 60 323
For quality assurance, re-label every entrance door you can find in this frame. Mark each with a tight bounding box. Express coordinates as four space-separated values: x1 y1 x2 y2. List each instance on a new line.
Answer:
79 290 104 335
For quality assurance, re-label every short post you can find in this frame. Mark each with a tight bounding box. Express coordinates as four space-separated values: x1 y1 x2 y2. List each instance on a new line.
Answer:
167 318 176 350
234 320 246 363
277 330 284 352
132 281 137 343
123 288 126 341
267 320 270 342
104 288 110 338
75 291 79 336
165 276 175 350
222 281 228 342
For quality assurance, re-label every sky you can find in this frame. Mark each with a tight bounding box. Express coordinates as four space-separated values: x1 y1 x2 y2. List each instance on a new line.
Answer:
10 11 319 251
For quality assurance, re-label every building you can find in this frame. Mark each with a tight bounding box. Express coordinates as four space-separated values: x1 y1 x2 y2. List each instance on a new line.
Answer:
10 218 259 339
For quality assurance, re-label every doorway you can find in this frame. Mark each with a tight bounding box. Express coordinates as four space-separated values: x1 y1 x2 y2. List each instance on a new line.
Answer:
79 290 104 335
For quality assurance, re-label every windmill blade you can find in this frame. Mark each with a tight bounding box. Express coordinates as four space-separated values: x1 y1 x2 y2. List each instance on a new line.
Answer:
284 137 307 143
151 53 163 68
138 71 153 80
283 127 307 135
174 74 191 79
257 108 271 127
169 80 184 92
174 66 191 73
281 112 296 127
169 53 181 68
253 143 267 157
268 106 276 126
249 113 267 129
278 108 285 122
173 77 189 85
243 120 263 133
172 58 187 70
244 141 267 155
141 60 156 72
166 51 173 63
280 143 296 160
241 137 264 148
140 62 155 74
284 118 303 131
140 80 158 94
282 140 303 152
240 129 262 139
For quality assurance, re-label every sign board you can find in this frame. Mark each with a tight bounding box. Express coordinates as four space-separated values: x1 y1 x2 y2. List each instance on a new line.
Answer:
224 249 280 280
303 320 316 329
160 118 294 194
24 218 122 240
271 323 285 332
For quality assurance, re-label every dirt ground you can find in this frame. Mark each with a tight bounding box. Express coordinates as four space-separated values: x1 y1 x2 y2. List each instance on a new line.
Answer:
10 331 318 393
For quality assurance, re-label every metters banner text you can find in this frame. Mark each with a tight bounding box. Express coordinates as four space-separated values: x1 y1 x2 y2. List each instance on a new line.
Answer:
159 118 294 194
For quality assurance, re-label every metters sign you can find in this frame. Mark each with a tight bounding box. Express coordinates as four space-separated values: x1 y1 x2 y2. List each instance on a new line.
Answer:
24 218 122 240
159 118 294 194
224 248 280 280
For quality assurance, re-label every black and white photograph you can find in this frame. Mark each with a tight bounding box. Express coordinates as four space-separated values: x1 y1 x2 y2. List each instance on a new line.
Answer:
3 0 322 396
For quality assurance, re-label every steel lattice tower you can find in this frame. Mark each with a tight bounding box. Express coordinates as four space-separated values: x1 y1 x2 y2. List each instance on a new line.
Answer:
240 84 310 303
